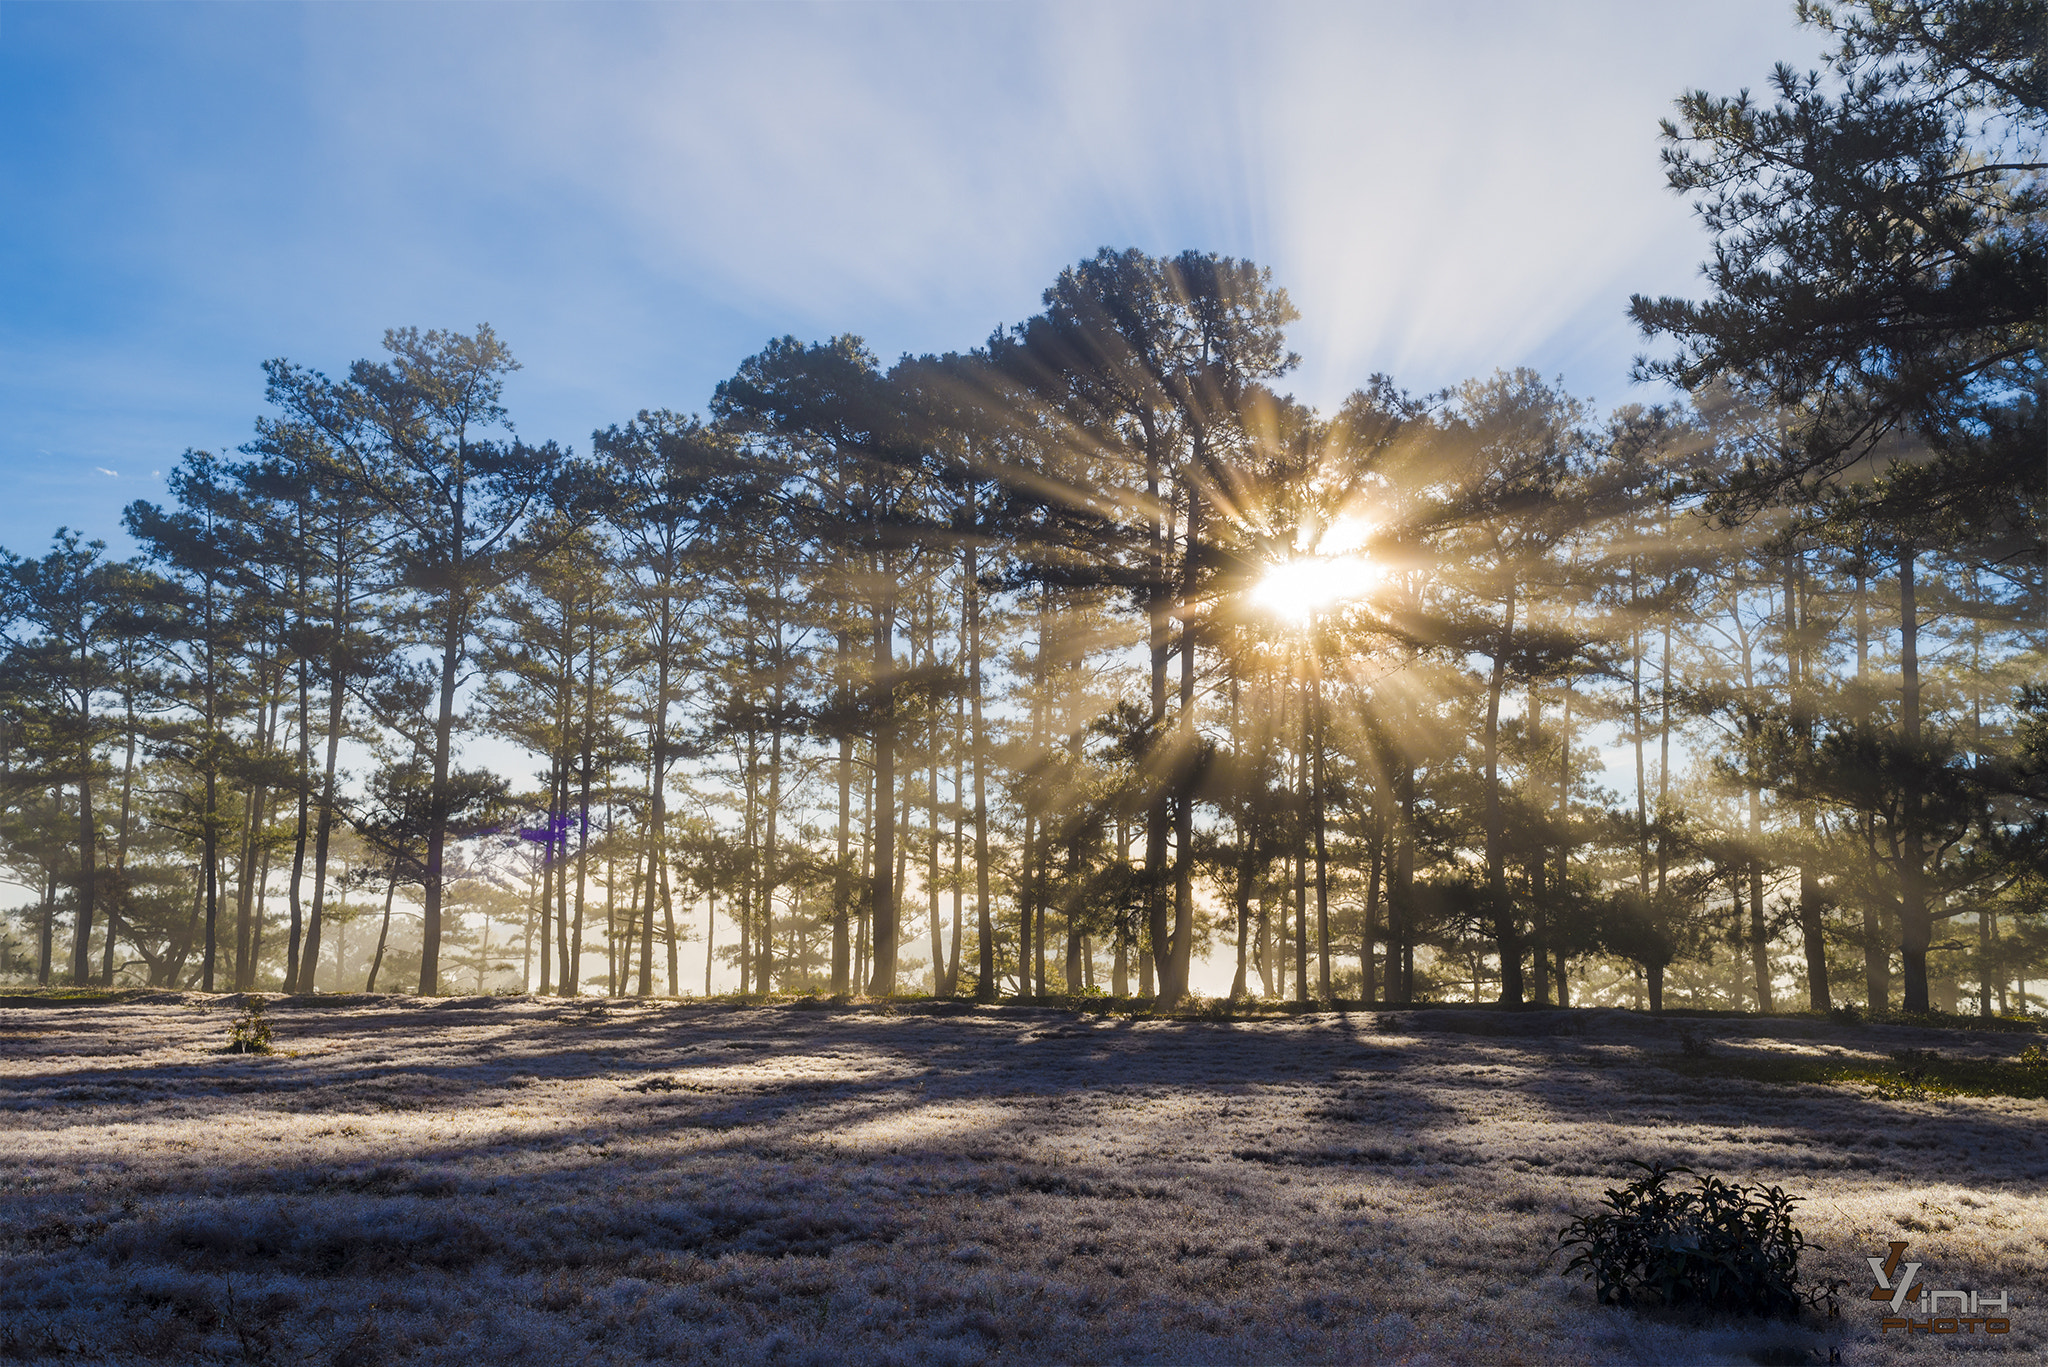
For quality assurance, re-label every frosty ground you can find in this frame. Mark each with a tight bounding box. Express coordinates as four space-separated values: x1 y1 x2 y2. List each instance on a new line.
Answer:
0 995 2040 1366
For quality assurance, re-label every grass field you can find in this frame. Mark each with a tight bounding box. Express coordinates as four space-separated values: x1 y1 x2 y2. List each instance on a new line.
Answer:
1 993 2041 1365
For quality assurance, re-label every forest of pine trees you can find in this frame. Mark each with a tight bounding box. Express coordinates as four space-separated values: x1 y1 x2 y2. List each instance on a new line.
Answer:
2 2 2041 1018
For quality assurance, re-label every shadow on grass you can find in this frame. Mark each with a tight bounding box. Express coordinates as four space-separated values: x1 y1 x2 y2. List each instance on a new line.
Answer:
1656 1044 2048 1101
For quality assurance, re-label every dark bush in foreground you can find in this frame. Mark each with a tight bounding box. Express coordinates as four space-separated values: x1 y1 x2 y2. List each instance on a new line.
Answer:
1557 1162 1834 1318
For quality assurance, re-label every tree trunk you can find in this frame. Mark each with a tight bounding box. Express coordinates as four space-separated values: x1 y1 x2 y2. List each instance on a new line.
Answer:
1393 758 1415 1003
366 868 397 992
1529 682 1551 1007
867 595 899 995
1748 789 1771 1013
1485 583 1522 1004
1897 547 1933 1013
1293 714 1309 1005
285 657 310 992
303 649 346 995
832 634 852 997
1785 550 1829 1010
1018 814 1037 1000
37 867 55 986
703 877 716 997
660 845 677 995
948 678 965 997
539 768 556 995
101 690 139 987
968 537 993 1002
1312 655 1330 1000
640 638 671 998
419 595 464 996
1363 800 1383 1005
1166 477 1201 1002
555 762 573 995
1143 450 1171 998
72 708 98 988
928 625 945 995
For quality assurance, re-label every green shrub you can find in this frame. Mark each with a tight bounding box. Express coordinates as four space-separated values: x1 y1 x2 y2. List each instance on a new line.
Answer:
225 998 273 1054
1557 1162 1833 1318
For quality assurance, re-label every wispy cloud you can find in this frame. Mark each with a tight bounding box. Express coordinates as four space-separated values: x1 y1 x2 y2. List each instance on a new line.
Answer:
0 0 1822 551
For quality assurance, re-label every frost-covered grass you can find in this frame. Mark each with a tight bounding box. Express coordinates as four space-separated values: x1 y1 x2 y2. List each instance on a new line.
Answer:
1 994 2042 1364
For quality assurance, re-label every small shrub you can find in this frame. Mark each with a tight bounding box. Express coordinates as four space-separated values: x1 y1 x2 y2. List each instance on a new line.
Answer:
1873 1047 1954 1099
1556 1161 1833 1318
225 999 273 1054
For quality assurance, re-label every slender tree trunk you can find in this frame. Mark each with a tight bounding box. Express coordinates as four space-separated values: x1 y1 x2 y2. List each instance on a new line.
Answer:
1394 758 1416 1003
832 634 852 996
72 703 98 988
539 770 556 996
660 844 677 995
949 719 965 996
365 868 397 992
1897 547 1933 1013
1529 682 1551 1006
1557 680 1574 1008
1257 887 1274 998
303 650 346 994
857 765 872 991
420 596 465 996
606 799 624 997
1748 784 1771 1013
927 602 945 995
102 690 138 986
703 876 717 997
1979 910 1994 1018
555 764 574 995
249 817 276 986
1143 450 1171 997
1855 560 1889 1009
522 854 536 993
1485 582 1522 1004
639 639 671 997
571 617 597 999
867 593 900 995
968 540 993 1001
285 658 310 992
1364 801 1383 1005
1166 477 1201 1002
1018 814 1037 1000
1293 702 1309 1005
1779 550 1829 1010
762 606 788 994
201 760 220 992
1633 613 1648 896
1229 677 1252 1000
230 781 257 990
37 866 55 986
1312 647 1330 1000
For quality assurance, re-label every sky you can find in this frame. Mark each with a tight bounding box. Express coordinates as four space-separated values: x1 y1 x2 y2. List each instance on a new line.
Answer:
1 1 1830 991
0 0 1828 561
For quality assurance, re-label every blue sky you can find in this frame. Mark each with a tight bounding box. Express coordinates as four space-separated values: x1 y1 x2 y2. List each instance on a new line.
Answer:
1 0 1820 559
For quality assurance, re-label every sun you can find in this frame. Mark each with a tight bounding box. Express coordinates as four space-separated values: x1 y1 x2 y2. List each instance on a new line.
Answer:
1249 553 1382 623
